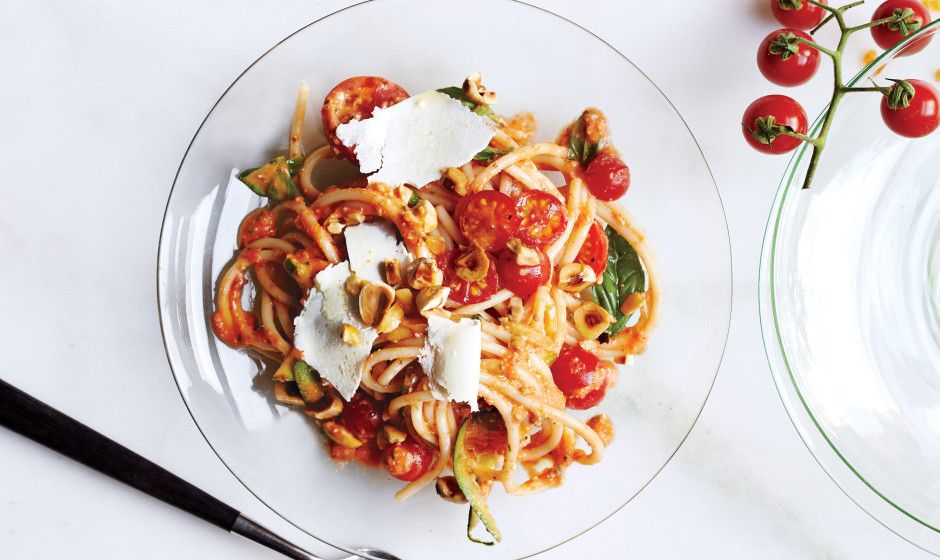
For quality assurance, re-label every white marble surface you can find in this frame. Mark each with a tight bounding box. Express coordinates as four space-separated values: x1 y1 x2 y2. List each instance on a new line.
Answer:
0 0 934 558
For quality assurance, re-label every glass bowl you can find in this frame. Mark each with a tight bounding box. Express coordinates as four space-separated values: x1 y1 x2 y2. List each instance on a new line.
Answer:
157 1 731 558
760 20 940 556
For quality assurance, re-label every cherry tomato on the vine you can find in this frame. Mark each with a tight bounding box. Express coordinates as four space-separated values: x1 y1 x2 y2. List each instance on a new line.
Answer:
438 249 502 305
881 79 940 138
870 0 933 56
742 95 808 154
583 152 630 201
757 29 821 87
771 0 828 30
321 76 409 161
515 191 567 249
494 246 551 297
456 191 519 252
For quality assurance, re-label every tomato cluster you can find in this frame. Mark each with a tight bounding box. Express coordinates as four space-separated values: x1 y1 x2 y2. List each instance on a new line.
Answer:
744 0 938 156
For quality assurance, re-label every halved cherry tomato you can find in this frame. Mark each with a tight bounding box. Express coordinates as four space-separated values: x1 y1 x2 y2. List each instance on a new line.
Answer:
456 191 518 252
881 79 940 138
515 191 567 249
583 152 630 201
757 28 820 87
770 0 827 30
871 0 932 56
321 76 409 161
494 247 551 297
574 221 609 276
383 438 432 482
438 249 501 305
340 391 383 440
550 346 609 409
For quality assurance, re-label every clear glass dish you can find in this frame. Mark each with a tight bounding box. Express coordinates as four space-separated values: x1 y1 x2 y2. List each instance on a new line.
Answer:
157 1 731 558
760 20 940 555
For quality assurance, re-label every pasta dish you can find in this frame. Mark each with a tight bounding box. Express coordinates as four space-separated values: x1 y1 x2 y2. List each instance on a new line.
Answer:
210 74 659 543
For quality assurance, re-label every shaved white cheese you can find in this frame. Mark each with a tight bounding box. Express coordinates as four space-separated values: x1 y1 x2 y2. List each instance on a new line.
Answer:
293 262 378 401
336 90 495 187
418 314 481 410
344 221 411 283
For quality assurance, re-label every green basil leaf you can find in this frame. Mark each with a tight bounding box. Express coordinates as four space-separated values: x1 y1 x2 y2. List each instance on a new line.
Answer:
437 86 498 121
591 225 646 336
567 112 602 167
473 147 511 162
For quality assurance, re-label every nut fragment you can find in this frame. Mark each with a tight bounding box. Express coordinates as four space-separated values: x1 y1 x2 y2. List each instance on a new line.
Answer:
394 185 414 205
359 281 396 326
383 259 402 287
395 288 415 314
383 424 407 445
407 258 443 289
376 303 404 334
304 393 343 420
344 210 365 225
341 323 360 345
322 420 363 448
385 325 413 343
454 244 489 281
620 292 647 316
326 221 345 235
506 238 540 266
425 234 446 255
345 273 366 295
557 263 597 293
463 72 498 105
572 302 613 340
444 167 468 196
435 476 468 504
416 286 451 313
413 199 438 234
587 413 615 446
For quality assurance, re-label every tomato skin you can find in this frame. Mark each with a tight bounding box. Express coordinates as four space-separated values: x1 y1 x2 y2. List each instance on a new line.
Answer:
550 345 607 410
575 221 609 277
438 249 501 305
340 391 383 441
757 29 820 87
881 80 940 138
515 191 567 249
321 76 409 160
383 438 432 481
456 191 519 252
770 0 827 29
494 247 551 297
583 153 630 201
742 95 808 154
871 0 932 56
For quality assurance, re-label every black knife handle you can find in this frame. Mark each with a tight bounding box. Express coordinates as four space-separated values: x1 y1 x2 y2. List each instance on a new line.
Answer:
0 377 240 531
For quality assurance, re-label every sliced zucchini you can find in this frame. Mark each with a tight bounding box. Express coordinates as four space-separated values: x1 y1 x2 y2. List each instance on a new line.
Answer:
453 411 507 543
292 360 323 403
238 156 302 201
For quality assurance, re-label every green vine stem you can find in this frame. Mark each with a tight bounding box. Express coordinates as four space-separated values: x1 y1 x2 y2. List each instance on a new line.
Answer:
779 0 912 189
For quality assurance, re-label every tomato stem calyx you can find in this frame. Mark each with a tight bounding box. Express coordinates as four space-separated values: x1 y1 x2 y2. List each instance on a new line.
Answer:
769 32 804 60
885 79 916 109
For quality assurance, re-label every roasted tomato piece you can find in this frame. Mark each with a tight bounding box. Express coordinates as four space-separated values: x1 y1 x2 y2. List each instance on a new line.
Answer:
321 76 409 161
456 191 518 252
574 221 609 276
494 245 551 297
438 248 501 305
383 438 432 481
514 191 567 249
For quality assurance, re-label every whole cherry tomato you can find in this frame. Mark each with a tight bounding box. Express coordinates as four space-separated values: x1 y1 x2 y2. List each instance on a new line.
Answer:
340 391 383 440
383 438 432 481
494 246 551 297
742 95 808 154
757 29 821 87
771 0 828 30
575 221 609 277
514 191 567 249
870 0 933 56
456 191 519 252
881 79 940 138
550 346 609 410
583 152 631 201
438 249 502 305
321 76 409 161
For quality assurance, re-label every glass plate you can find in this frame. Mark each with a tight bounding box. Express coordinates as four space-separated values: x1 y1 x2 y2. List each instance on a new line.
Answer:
760 20 940 556
157 1 731 558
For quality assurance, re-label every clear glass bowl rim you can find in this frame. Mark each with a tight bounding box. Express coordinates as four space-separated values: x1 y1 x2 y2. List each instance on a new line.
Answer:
760 16 940 555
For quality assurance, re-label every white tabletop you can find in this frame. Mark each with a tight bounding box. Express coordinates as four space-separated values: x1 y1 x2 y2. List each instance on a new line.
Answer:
0 1 933 558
